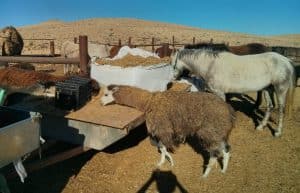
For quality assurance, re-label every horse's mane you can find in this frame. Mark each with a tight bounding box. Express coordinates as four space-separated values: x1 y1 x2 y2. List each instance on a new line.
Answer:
184 42 269 56
184 43 230 52
177 48 221 59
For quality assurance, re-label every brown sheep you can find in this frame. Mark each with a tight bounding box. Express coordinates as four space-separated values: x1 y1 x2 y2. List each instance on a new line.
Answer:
101 85 235 178
0 26 24 56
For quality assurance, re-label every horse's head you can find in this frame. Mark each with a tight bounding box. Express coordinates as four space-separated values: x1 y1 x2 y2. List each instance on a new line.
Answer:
171 50 189 80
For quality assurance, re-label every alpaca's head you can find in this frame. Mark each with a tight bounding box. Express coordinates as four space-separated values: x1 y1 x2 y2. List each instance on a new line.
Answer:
100 85 119 105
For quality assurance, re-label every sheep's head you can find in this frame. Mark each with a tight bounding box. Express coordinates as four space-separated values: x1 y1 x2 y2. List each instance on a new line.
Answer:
100 85 119 105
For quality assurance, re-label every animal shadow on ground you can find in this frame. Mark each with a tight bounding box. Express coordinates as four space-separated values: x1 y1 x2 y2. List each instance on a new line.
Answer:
295 65 300 81
3 143 98 193
2 94 97 193
103 124 148 154
227 93 277 135
137 169 188 193
186 136 211 173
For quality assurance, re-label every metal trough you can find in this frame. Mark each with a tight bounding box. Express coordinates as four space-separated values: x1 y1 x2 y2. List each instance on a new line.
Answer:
0 107 41 168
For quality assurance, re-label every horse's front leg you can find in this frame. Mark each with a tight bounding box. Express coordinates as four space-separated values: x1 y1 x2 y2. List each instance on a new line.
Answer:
256 90 273 131
254 90 263 109
273 87 288 137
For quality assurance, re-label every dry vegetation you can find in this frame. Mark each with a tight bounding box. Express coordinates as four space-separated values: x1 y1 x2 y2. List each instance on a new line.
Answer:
96 54 170 67
16 18 300 55
2 18 300 193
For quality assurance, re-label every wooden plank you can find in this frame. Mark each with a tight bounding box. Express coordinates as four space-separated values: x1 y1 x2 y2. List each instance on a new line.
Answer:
66 95 144 129
7 93 144 129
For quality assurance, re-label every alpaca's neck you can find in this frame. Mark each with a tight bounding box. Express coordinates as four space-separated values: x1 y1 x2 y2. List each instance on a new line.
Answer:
114 87 153 112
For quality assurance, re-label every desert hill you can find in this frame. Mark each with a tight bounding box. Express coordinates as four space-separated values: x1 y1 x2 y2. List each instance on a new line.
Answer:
15 18 300 53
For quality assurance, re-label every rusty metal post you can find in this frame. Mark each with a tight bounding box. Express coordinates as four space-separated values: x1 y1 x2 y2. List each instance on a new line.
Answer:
152 37 155 53
193 37 196 44
172 36 175 48
79 35 89 76
118 39 122 47
128 37 132 47
163 43 169 58
210 38 213 44
74 37 78 43
50 41 55 56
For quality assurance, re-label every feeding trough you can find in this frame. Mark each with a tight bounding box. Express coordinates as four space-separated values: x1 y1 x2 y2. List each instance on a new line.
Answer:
91 54 173 92
0 106 41 168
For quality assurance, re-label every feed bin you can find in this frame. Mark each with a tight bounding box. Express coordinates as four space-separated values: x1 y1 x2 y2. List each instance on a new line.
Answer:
91 63 173 92
0 106 41 168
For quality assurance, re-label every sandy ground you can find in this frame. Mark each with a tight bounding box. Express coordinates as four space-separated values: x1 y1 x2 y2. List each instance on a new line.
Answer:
4 87 300 193
15 18 300 55
1 18 300 193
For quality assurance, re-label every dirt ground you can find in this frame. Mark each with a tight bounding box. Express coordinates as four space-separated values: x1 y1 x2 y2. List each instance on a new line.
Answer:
1 18 300 193
4 87 300 193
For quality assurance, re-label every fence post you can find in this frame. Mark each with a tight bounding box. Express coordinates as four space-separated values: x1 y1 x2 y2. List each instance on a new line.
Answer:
118 39 122 47
193 37 195 44
74 37 78 44
79 35 89 76
50 41 55 56
152 37 155 53
128 37 132 47
172 36 175 48
210 38 213 44
163 43 169 58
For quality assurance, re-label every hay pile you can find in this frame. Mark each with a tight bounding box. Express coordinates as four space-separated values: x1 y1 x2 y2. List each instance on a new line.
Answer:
96 54 170 67
0 67 66 88
167 82 191 92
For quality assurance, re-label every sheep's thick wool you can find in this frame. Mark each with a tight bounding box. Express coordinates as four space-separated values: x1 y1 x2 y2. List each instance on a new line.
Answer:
110 86 235 152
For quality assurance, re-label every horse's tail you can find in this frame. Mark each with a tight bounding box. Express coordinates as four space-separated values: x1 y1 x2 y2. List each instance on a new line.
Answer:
286 60 296 119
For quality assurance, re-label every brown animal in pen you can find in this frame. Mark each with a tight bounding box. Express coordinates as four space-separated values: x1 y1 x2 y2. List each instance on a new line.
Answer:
0 26 24 56
101 85 235 178
155 43 176 58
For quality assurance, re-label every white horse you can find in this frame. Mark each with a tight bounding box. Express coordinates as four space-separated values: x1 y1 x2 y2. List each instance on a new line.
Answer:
171 49 295 137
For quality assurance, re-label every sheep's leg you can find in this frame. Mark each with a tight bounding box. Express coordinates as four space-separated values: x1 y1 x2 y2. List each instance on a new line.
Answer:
150 138 174 167
256 90 273 131
221 149 230 173
202 156 217 178
157 142 174 167
157 145 167 167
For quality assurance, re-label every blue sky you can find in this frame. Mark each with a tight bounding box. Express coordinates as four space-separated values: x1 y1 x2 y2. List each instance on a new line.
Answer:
1 0 299 35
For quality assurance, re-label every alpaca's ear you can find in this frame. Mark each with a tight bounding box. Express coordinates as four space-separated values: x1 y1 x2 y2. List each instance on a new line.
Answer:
112 86 119 92
107 84 119 92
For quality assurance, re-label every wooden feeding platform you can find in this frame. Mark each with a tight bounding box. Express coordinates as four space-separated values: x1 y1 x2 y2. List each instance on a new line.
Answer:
66 95 145 130
6 93 145 151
